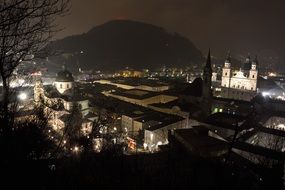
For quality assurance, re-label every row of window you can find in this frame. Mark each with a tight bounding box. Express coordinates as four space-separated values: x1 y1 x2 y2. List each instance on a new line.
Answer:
58 83 71 89
223 84 254 91
224 72 255 79
232 85 254 91
231 91 245 95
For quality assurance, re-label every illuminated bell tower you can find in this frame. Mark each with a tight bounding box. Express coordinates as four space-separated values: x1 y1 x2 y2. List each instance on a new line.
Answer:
221 51 231 88
249 55 258 91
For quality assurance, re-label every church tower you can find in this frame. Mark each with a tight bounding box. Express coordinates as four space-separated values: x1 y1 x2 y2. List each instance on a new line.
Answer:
221 51 231 88
249 55 258 91
202 49 213 114
203 49 212 98
54 64 74 94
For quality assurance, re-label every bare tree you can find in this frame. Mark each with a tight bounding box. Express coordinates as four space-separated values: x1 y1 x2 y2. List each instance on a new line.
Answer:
0 102 56 160
0 0 70 131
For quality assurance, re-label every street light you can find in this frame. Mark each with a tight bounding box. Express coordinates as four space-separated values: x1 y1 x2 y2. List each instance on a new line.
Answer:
73 146 79 153
143 143 148 150
262 91 270 97
18 92 27 100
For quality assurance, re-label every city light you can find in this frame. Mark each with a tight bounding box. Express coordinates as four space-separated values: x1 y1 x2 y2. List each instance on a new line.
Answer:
262 92 270 97
18 92 27 100
277 124 285 130
73 146 79 153
143 143 148 150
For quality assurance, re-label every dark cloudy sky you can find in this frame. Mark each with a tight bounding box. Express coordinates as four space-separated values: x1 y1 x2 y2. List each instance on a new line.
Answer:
57 0 285 69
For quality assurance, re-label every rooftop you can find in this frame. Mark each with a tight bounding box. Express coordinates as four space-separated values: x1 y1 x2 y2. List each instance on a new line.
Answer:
179 78 203 97
172 127 228 158
110 77 169 87
111 89 163 100
205 112 247 131
55 68 74 82
43 84 88 102
140 113 185 131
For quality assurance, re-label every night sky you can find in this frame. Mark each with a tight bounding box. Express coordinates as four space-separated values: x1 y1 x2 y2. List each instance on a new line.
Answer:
57 0 285 70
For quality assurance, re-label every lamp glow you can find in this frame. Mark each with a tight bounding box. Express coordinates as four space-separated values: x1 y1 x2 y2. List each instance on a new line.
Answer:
18 92 27 100
262 92 270 97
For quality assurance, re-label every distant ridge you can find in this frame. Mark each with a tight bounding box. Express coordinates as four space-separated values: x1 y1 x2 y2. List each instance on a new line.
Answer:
49 20 204 71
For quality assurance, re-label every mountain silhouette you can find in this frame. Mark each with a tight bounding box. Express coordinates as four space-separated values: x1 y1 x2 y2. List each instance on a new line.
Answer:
49 20 204 71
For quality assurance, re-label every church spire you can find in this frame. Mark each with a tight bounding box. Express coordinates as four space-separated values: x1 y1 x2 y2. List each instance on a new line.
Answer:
225 50 231 63
224 50 231 68
205 48 212 70
203 48 212 88
202 48 213 115
254 55 258 65
246 53 251 63
62 62 66 71
251 55 258 70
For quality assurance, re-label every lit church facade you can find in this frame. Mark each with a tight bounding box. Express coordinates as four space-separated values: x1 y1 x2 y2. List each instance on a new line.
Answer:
221 54 258 101
34 65 96 135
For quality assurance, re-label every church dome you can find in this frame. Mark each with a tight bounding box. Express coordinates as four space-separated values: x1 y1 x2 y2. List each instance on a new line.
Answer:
243 55 252 71
55 65 74 82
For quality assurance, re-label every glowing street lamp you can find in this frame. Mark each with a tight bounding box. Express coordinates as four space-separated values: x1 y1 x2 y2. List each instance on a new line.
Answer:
73 146 79 153
143 143 148 150
18 92 27 100
262 92 270 97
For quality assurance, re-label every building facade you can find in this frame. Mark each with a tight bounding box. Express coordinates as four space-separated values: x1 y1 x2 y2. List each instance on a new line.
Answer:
34 65 95 135
221 53 258 101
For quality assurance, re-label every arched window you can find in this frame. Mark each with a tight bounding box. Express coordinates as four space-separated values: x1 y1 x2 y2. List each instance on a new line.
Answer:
252 75 255 78
60 84 62 89
225 72 228 76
